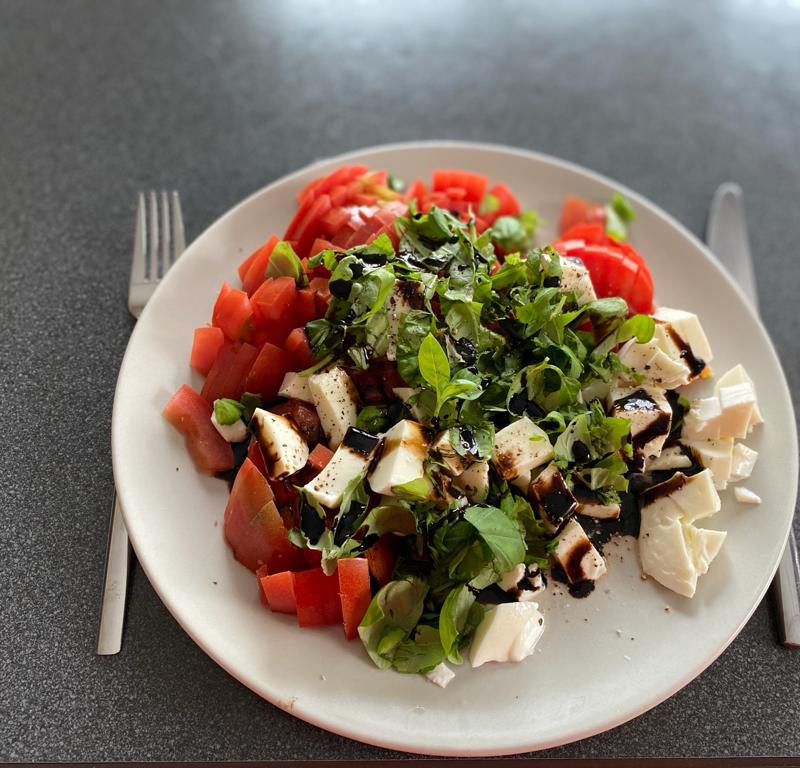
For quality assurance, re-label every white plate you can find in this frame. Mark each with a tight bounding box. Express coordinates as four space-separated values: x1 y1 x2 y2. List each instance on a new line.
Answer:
113 142 797 756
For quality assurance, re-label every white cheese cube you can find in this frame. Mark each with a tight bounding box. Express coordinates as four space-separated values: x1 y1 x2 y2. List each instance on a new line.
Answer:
308 367 359 449
717 382 756 440
431 430 470 476
645 445 692 472
572 481 621 519
652 307 713 364
560 257 597 305
639 470 725 598
368 420 429 496
425 662 456 689
717 364 763 431
683 438 735 490
682 396 723 441
278 371 314 403
580 379 610 405
609 385 672 466
253 408 309 479
386 281 425 362
509 469 531 493
529 463 578 528
210 412 248 443
492 417 553 480
470 602 545 668
498 564 527 591
730 443 758 481
303 427 381 508
452 461 490 503
617 324 692 389
734 486 762 505
554 519 607 583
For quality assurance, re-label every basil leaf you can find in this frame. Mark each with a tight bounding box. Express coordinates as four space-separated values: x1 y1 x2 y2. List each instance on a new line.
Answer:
213 398 243 425
356 405 390 433
439 584 479 664
391 625 446 673
479 193 500 216
445 302 482 343
396 310 435 387
239 392 261 422
605 193 636 241
265 240 308 286
617 313 655 344
418 333 451 395
463 505 526 572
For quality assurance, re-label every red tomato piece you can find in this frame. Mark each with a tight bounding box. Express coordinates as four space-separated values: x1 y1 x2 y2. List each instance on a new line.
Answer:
365 535 397 587
212 282 254 342
403 178 428 205
338 558 372 640
303 548 323 569
162 385 234 475
487 183 520 217
298 164 369 205
559 222 608 247
444 186 467 201
351 192 378 206
247 437 269 478
256 564 270 606
317 207 351 238
251 276 298 326
559 196 606 235
243 342 291 403
293 288 318 325
329 185 349 207
308 443 334 473
261 571 297 614
284 327 316 370
294 194 333 259
242 235 279 296
224 458 304 573
271 399 320 444
237 247 260 283
190 326 225 376
572 245 654 314
268 476 299 508
200 342 258 403
432 170 487 203
293 568 344 627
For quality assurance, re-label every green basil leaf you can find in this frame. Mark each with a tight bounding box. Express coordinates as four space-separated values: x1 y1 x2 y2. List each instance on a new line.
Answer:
463 505 526 572
265 240 308 287
418 333 451 395
396 310 436 387
356 405 390 433
617 313 655 344
238 392 262 422
213 398 243 425
391 625 446 673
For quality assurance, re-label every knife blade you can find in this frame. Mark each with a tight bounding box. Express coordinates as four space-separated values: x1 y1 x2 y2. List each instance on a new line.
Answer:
707 182 800 648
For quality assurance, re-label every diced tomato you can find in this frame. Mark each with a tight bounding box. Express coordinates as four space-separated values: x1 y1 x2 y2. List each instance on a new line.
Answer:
268 476 299 507
432 170 487 203
237 247 260 283
298 164 369 205
329 185 349 207
309 236 338 257
200 342 258 403
224 458 304 573
365 535 397 587
338 558 372 640
444 186 467 201
308 443 334 473
294 289 319 325
250 314 295 348
271 399 320 444
212 283 253 342
559 196 606 234
309 276 331 315
303 548 323 569
190 326 225 376
290 194 333 259
243 342 291 403
573 244 654 314
247 437 268 478
284 327 316 370
163 385 234 475
262 570 297 614
293 568 343 627
560 222 608 247
256 564 270 606
242 235 279 296
351 192 378 206
251 276 298 326
403 178 428 205
487 183 520 217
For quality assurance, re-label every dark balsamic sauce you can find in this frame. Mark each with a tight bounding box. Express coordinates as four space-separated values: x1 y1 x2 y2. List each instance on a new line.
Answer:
342 427 381 457
578 490 641 552
664 323 706 377
550 564 596 598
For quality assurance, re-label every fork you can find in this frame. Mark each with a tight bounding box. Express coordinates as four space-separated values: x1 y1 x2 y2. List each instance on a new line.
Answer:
96 191 185 655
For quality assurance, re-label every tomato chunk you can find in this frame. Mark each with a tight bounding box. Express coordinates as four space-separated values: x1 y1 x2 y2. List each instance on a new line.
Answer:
365 535 398 587
487 182 520 217
256 564 270 606
243 342 291 403
338 558 372 640
293 568 344 627
559 196 605 235
162 385 234 475
190 326 225 376
242 235 279 296
247 436 268 478
432 169 487 203
271 399 320 444
284 327 316 370
201 342 258 403
308 443 334 473
262 571 297 614
251 276 297 325
224 458 304 573
212 282 253 341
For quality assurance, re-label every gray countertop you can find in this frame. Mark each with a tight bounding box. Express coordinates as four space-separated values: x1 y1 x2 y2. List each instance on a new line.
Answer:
2 0 799 761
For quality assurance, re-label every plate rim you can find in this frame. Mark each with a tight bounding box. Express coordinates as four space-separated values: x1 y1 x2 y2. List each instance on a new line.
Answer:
112 139 798 756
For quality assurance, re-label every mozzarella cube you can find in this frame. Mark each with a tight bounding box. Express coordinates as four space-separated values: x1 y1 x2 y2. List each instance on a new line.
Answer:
303 427 381 508
386 280 425 361
609 385 672 466
572 480 621 519
580 378 610 406
470 602 545 668
509 469 531 493
559 257 597 305
431 430 470 476
617 324 692 389
734 486 762 505
278 371 314 403
368 420 429 496
498 564 527 592
682 396 723 441
646 445 692 472
639 469 725 598
452 460 490 503
492 417 553 480
529 463 578 528
652 307 713 365
717 383 756 440
683 438 735 490
554 519 607 583
253 408 309 479
210 412 248 443
716 364 763 431
425 662 456 689
308 367 359 449
730 443 758 481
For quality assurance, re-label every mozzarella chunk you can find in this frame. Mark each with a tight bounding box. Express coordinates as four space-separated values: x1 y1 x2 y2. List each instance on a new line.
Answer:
652 307 713 364
386 280 425 361
554 519 607 583
425 662 456 689
580 378 610 405
617 324 693 389
683 383 759 442
529 463 577 528
368 420 428 496
572 480 621 520
730 443 758 481
716 364 763 431
492 417 553 480
509 469 531 493
211 412 248 443
682 396 724 440
470 602 545 668
308 367 359 449
609 385 672 466
499 564 527 591
431 430 470 476
646 445 692 472
452 460 489 503
253 408 309 479
559 256 597 305
392 387 427 421
303 427 381 508
639 470 726 598
734 486 762 505
278 372 314 403
683 438 735 490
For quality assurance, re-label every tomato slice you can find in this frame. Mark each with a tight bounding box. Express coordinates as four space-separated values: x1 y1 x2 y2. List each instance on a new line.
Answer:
256 564 270 606
432 169 487 203
190 326 225 376
365 535 398 587
487 182 520 217
284 327 316 370
200 342 258 403
242 235 279 296
293 568 344 627
243 342 291 403
247 436 268 478
163 385 234 475
559 222 608 246
261 571 297 614
212 282 253 342
295 194 333 259
403 178 428 205
308 443 334 473
338 558 372 640
559 196 606 234
251 276 298 326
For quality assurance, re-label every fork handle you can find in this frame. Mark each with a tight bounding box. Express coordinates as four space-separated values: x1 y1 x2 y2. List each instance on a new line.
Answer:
775 528 800 647
96 494 131 655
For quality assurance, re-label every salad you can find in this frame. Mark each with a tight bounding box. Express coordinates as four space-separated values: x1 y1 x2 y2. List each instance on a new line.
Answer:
163 166 763 687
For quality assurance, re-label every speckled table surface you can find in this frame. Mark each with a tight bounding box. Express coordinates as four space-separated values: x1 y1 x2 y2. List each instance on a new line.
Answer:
2 0 800 762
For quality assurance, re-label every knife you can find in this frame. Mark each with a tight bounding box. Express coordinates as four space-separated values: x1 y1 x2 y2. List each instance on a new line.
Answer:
707 182 800 648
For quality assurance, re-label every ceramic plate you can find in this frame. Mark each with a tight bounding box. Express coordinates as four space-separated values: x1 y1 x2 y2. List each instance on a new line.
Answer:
112 142 797 756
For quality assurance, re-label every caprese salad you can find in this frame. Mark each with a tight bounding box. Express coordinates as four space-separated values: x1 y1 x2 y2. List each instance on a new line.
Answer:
163 166 763 687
